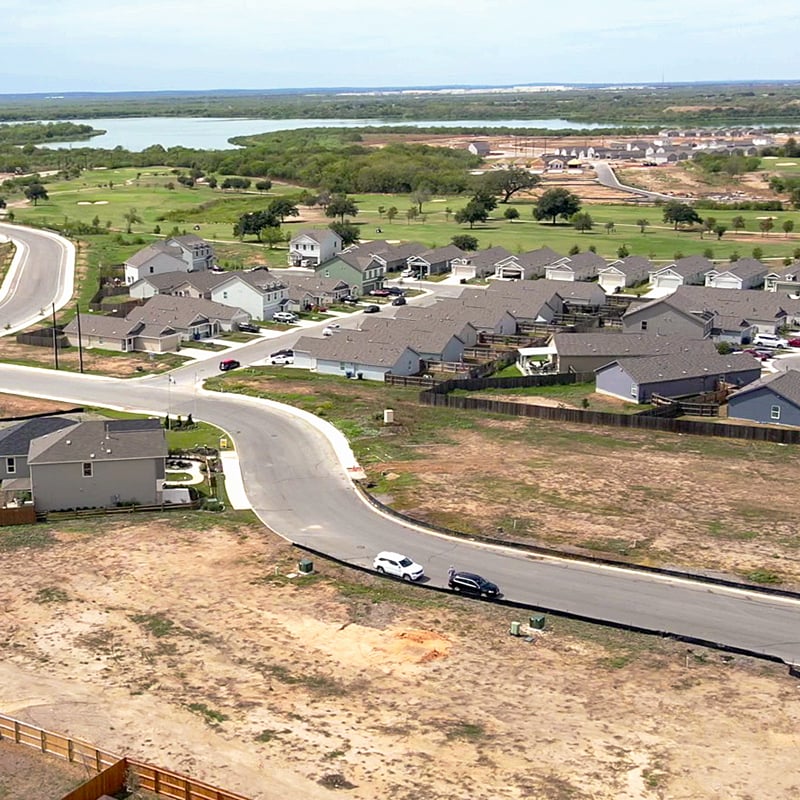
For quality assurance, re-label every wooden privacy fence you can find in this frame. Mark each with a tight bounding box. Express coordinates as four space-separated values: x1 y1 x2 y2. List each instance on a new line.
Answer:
0 713 252 800
0 506 37 526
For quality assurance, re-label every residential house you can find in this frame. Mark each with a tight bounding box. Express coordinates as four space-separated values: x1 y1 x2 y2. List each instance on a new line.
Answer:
704 258 767 290
357 317 466 363
282 273 353 312
393 307 480 348
292 335 421 381
550 333 718 374
544 251 607 282
542 154 569 171
467 141 491 156
208 267 288 322
128 269 228 301
124 235 215 285
727 370 800 427
0 417 78 501
406 245 466 278
64 314 182 353
288 229 343 267
764 262 800 294
451 246 515 281
595 352 761 404
27 418 167 512
317 248 385 295
622 293 715 338
500 247 567 281
126 294 250 340
648 256 713 292
597 257 652 294
363 241 427 273
483 281 563 323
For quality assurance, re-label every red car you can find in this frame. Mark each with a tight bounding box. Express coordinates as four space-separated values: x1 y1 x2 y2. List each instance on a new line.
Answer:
788 338 800 348
369 288 391 297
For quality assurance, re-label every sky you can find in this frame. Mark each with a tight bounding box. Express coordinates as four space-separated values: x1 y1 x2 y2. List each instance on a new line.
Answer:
1 0 799 94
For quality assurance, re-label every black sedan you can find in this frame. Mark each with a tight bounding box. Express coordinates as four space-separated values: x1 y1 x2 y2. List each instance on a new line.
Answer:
363 304 381 314
448 571 500 598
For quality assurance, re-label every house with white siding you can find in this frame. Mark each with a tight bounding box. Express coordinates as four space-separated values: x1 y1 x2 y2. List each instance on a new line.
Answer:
288 229 343 267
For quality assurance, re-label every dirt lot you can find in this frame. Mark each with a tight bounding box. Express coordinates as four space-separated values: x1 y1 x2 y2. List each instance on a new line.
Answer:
1 514 799 800
0 739 88 799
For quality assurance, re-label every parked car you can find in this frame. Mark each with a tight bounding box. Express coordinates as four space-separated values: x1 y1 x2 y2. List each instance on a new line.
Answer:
448 571 500 598
369 288 391 297
273 311 299 324
342 295 360 305
237 322 261 333
401 268 415 278
322 326 338 337
363 304 381 313
753 333 789 349
270 353 294 365
788 338 800 348
270 348 293 358
219 359 240 371
391 296 407 306
373 551 424 581
743 348 772 361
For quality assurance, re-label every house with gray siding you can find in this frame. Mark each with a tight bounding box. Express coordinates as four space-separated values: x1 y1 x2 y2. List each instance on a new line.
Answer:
317 248 385 295
451 246 516 281
64 314 182 353
393 307 480 348
622 293 716 338
127 294 250 339
704 258 767 290
544 251 606 282
595 352 761 403
282 273 353 312
27 418 167 512
363 241 427 273
727 370 800 427
597 257 652 294
406 245 466 277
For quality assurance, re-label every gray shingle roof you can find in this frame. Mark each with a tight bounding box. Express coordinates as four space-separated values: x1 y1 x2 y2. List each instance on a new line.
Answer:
63 314 149 339
28 419 167 464
728 369 800 406
127 294 246 328
0 417 78 457
294 334 419 366
357 317 464 353
606 352 761 384
553 333 716 358
291 228 341 247
602 256 652 276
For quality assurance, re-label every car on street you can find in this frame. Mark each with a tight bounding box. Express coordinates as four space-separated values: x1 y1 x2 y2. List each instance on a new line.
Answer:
270 353 294 365
273 311 299 324
219 359 240 371
391 296 407 306
448 571 500 598
387 287 405 296
373 551 425 581
369 288 391 297
742 349 772 361
753 333 789 349
363 304 380 313
322 326 339 336
788 338 800 348
237 323 261 333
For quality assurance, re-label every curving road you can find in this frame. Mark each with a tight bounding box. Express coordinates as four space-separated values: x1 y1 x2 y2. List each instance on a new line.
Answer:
2 227 799 668
593 161 695 203
0 223 75 333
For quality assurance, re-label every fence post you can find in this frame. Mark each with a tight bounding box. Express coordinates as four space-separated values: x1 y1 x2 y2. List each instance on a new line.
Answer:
40 729 46 753
68 737 74 762
14 720 20 743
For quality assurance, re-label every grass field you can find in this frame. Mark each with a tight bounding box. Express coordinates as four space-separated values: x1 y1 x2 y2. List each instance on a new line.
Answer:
10 166 800 268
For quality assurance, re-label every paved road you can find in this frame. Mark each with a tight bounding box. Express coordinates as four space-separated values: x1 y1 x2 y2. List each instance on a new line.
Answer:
3 227 799 667
0 223 75 333
593 161 694 203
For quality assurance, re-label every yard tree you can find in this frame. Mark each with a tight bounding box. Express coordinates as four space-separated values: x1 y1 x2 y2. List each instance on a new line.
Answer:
729 251 740 262
406 206 418 224
568 244 580 255
206 176 218 189
410 186 432 213
732 215 746 230
759 218 775 236
783 219 795 237
571 211 594 233
234 210 276 241
328 220 360 246
533 188 581 224
617 244 630 258
386 206 398 223
503 207 520 222
268 198 299 224
123 207 142 234
636 218 649 234
604 221 615 234
662 201 702 229
325 194 359 223
262 226 286 249
454 199 490 229
451 234 479 251
24 182 48 206
255 180 272 192
752 246 764 260
788 187 800 209
714 224 727 240
477 166 540 203
703 216 717 237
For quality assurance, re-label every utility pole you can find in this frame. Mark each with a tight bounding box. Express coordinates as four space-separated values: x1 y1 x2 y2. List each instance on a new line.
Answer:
51 303 59 370
75 303 84 373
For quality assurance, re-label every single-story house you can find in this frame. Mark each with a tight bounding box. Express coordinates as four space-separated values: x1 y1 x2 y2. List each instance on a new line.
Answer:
282 273 353 312
484 281 562 323
648 256 713 292
704 258 767 290
451 246 515 281
597 257 652 294
764 262 800 294
27 418 167 512
126 294 250 340
406 245 466 278
544 251 607 282
124 235 215 285
64 314 182 353
595 352 762 403
393 307 480 348
467 141 491 156
288 229 343 267
292 334 421 381
622 293 716 338
727 370 800 427
363 241 427 273
357 317 466 363
500 247 567 281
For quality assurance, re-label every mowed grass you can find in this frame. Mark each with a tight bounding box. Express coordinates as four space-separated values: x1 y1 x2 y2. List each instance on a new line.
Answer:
11 166 800 266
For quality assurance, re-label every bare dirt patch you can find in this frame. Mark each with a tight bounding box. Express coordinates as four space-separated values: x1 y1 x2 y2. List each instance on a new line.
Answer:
0 391 79 418
0 515 798 800
0 739 88 799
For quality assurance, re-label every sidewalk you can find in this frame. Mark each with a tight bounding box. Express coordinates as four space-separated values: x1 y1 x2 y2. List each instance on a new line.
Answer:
217 450 251 510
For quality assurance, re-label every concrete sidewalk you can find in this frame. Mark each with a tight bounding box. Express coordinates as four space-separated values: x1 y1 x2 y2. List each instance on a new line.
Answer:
217 450 251 509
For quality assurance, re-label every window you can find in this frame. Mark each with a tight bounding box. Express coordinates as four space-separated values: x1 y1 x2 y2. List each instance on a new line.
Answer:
6 457 15 474
771 405 781 420
149 266 154 274
82 462 93 478
640 320 648 331
630 384 638 399
222 291 228 299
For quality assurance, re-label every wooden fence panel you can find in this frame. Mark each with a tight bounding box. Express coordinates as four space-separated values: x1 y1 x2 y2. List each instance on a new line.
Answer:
60 759 128 800
0 506 37 526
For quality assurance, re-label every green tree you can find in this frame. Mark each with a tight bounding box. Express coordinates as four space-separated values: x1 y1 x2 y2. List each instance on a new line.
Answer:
262 226 286 249
729 251 740 262
604 221 615 234
24 182 48 206
617 244 630 258
386 206 398 223
571 211 594 233
328 221 360 246
123 207 142 234
0 197 6 209
662 201 702 229
255 180 272 192
406 206 418 225
377 205 386 218
267 198 299 224
568 244 581 255
759 218 774 236
444 207 453 221
454 199 490 229
714 224 727 241
325 194 359 223
533 188 581 224
410 186 432 213
451 234 479 251
732 215 747 231
783 219 795 237
234 210 276 241
478 167 540 203
503 207 520 222
790 187 800 209
752 247 764 260
703 247 715 259
703 216 717 238
636 218 649 234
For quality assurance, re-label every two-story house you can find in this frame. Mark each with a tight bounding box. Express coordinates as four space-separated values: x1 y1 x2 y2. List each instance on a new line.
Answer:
288 229 343 267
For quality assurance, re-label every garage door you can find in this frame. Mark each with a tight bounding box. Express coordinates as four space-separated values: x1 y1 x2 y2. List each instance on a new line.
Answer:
452 263 475 280
711 276 740 290
654 274 682 290
599 276 624 294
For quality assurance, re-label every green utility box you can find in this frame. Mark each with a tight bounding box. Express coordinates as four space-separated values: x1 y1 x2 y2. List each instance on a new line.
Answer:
530 615 546 630
298 558 314 575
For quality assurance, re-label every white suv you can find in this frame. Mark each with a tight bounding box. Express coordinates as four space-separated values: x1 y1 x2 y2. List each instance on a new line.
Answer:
753 333 788 349
273 311 298 324
373 551 424 581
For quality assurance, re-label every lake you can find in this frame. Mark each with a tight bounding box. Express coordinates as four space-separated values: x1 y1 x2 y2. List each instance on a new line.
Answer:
38 116 621 151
